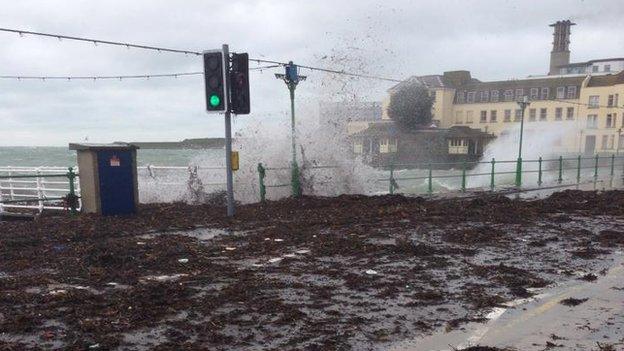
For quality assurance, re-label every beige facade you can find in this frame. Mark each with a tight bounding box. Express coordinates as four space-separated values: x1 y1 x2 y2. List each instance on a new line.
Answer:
376 71 624 155
368 20 624 156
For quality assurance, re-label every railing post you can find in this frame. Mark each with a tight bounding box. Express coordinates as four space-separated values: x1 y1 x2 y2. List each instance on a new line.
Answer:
427 163 433 195
490 158 495 191
389 164 395 195
36 167 44 213
461 162 467 192
257 163 266 203
8 167 15 201
610 154 615 177
515 157 523 188
538 156 543 186
577 155 581 184
594 154 599 179
67 167 77 214
558 156 563 184
0 179 4 213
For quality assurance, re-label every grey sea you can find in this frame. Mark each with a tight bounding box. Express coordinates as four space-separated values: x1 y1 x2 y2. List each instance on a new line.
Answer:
0 147 224 167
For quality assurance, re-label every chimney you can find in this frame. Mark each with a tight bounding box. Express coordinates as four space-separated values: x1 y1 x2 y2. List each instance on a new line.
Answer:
549 20 576 75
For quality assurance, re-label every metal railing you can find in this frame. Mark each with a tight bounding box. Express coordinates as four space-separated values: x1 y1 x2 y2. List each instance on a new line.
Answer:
0 164 228 212
0 167 79 213
257 154 624 201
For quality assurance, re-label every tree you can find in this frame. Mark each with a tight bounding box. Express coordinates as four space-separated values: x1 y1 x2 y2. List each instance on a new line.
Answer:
387 83 434 130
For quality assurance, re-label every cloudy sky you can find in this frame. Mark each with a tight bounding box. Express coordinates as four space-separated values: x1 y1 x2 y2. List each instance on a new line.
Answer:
0 0 623 146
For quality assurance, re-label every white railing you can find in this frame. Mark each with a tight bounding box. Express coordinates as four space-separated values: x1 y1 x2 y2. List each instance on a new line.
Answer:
0 166 79 212
0 165 227 213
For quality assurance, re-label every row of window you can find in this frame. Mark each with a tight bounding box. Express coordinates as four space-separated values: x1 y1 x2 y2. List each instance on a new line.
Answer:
600 135 617 150
588 94 620 108
455 107 576 124
586 113 621 129
456 86 578 104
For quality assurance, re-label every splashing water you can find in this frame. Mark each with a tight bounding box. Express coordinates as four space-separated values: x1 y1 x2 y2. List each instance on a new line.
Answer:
468 121 581 188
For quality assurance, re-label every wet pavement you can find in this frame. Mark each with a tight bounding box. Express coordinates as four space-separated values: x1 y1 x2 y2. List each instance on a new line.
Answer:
1 190 624 350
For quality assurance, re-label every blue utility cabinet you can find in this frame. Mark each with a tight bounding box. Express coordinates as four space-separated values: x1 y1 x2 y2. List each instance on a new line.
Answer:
69 143 139 216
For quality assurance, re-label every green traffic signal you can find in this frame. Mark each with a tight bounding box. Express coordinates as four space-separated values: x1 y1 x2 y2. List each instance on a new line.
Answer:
209 94 221 107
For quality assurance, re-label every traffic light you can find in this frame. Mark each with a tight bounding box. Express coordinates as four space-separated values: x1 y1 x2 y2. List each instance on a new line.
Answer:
203 51 226 112
230 53 250 114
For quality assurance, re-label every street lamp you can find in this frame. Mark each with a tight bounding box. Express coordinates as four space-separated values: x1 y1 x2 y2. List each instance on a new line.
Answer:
515 96 530 187
275 62 307 197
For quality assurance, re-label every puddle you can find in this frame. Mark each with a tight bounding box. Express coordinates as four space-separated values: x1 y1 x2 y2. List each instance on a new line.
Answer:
139 227 236 242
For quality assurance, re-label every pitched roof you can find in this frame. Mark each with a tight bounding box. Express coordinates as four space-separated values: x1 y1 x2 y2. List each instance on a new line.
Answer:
586 70 624 87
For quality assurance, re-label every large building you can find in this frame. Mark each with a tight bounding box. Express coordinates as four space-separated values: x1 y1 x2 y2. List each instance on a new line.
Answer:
372 20 624 156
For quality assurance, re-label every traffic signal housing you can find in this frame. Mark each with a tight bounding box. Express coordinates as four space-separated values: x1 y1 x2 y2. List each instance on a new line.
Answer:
230 53 250 114
203 51 226 112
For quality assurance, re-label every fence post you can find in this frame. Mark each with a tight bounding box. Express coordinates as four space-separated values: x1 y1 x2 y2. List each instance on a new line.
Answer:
389 164 395 195
577 155 581 184
36 167 44 213
594 154 599 179
8 167 15 201
427 163 433 195
257 163 266 202
490 158 495 191
515 157 522 188
461 162 466 192
67 167 77 214
558 156 563 184
610 154 615 177
538 156 543 186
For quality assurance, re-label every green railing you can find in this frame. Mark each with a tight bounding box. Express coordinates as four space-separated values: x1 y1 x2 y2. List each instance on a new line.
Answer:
385 154 622 195
0 167 79 214
257 155 624 201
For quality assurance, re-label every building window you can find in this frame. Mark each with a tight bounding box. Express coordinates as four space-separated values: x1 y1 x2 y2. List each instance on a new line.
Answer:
380 138 398 153
608 95 614 107
615 94 620 107
607 114 615 128
555 107 563 120
467 92 476 103
455 111 463 124
592 66 599 73
457 91 465 104
566 86 577 99
540 108 547 121
466 110 474 123
479 91 489 102
515 89 524 101
448 138 468 154
389 138 398 153
480 110 487 123
490 110 497 122
530 88 539 100
529 108 537 121
605 64 611 72
540 87 549 100
556 87 565 99
353 140 363 154
491 90 499 102
566 107 574 120
514 109 522 122
587 114 598 129
589 95 600 108
504 109 511 122
504 90 513 101
610 135 615 149
430 90 437 99
602 135 609 149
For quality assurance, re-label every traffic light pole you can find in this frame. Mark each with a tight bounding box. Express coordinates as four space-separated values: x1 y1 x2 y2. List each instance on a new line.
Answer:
223 44 235 216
